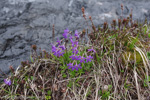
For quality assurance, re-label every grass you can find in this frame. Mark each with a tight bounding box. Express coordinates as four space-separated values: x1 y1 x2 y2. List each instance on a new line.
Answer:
0 5 150 100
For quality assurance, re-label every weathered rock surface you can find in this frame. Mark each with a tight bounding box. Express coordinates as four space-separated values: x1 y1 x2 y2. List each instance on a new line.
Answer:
0 0 150 77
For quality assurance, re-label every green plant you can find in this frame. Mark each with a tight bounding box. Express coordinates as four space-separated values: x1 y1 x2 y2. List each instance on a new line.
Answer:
98 85 112 99
147 52 150 60
45 90 52 100
144 76 150 87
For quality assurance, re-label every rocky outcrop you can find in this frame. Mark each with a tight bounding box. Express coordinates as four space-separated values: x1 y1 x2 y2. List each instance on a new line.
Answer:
0 0 150 76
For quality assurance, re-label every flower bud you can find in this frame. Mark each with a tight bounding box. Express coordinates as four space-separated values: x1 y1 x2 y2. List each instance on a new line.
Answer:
121 4 123 10
31 45 37 51
89 16 92 20
9 65 14 73
81 7 85 13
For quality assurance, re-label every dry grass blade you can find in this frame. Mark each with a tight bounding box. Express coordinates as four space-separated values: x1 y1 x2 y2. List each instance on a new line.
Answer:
134 69 141 100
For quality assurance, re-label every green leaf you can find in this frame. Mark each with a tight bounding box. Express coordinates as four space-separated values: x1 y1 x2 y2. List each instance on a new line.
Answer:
121 70 124 72
61 70 65 73
96 53 100 63
28 96 36 99
75 77 80 83
69 71 76 78
144 76 150 87
60 66 66 70
62 74 67 78
124 41 128 46
108 85 112 90
147 52 150 60
148 34 150 38
67 80 73 88
30 76 34 81
144 25 147 34
128 37 138 50
45 96 51 100
30 55 34 63
13 78 18 86
75 83 80 87
25 76 28 81
47 90 52 95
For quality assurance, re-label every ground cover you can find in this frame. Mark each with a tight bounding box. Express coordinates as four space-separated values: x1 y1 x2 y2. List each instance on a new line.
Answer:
0 5 150 100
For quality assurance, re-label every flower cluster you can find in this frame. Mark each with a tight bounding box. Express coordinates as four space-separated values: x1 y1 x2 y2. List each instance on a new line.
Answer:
52 33 67 57
52 44 65 57
66 29 95 71
67 63 81 71
52 28 96 71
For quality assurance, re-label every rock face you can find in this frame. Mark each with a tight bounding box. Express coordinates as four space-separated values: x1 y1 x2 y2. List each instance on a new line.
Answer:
0 0 150 76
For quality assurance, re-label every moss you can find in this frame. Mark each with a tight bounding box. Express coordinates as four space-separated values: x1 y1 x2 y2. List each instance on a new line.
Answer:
122 51 143 64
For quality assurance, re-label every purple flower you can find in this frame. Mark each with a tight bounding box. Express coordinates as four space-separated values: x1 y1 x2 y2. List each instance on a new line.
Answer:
88 48 96 53
69 35 73 40
75 30 79 39
54 49 64 57
57 50 65 57
52 44 57 53
64 28 69 33
86 55 93 62
78 56 85 63
53 50 58 56
67 63 74 70
63 29 69 39
69 54 78 60
74 63 82 71
59 45 65 50
72 41 78 47
56 38 61 46
4 78 11 86
63 33 68 39
72 46 78 54
53 50 59 56
72 50 78 54
70 38 74 44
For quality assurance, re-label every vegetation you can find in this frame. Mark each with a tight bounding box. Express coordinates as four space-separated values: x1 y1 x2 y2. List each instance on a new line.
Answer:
0 4 150 100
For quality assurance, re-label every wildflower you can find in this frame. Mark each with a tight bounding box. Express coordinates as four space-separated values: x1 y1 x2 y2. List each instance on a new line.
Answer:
72 40 78 47
78 56 85 63
56 38 61 46
63 32 68 39
86 55 93 62
75 30 79 39
4 78 11 86
69 54 78 60
51 44 57 53
59 45 65 50
74 63 82 71
72 50 78 54
69 35 73 40
63 29 69 39
72 46 78 54
70 38 74 44
57 50 65 57
64 28 69 33
54 49 64 57
53 50 59 56
88 47 96 53
67 63 74 70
